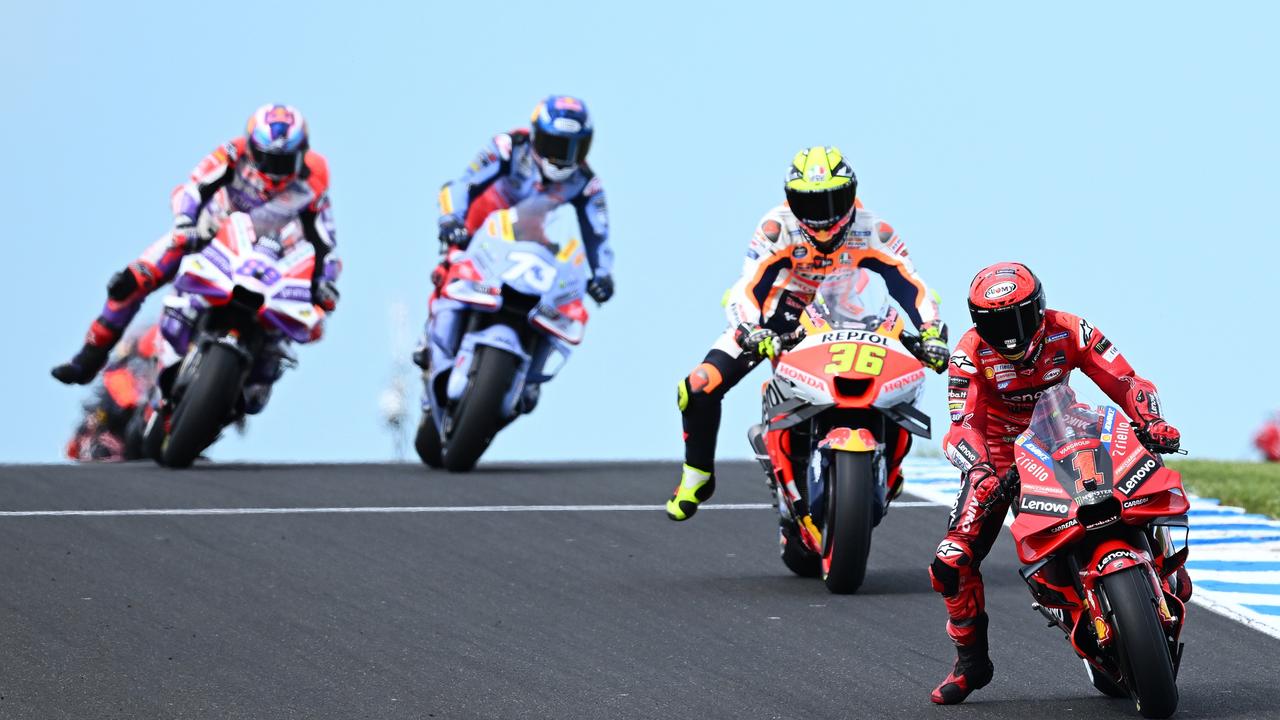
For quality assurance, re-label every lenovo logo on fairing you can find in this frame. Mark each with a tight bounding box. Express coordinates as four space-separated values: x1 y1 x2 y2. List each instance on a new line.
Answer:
1019 495 1070 517
1118 457 1158 496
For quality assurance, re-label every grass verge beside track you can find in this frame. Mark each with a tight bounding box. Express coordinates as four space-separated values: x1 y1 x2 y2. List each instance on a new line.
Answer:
1172 459 1280 518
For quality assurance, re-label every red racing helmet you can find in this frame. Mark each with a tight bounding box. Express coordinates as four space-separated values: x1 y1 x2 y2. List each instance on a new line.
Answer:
967 262 1045 360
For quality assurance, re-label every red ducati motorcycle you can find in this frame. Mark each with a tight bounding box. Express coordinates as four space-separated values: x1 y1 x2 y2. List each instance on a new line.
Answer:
1011 384 1188 718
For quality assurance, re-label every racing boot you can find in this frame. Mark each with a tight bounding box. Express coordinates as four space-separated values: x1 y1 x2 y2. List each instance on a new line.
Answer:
666 464 715 521
931 614 994 705
52 342 111 385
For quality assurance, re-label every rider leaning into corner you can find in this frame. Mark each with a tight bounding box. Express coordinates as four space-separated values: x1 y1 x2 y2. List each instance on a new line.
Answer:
421 93 614 341
928 261 1188 705
667 145 951 521
51 104 342 393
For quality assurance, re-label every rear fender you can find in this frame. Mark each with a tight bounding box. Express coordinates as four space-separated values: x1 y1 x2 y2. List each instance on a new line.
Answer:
447 324 531 417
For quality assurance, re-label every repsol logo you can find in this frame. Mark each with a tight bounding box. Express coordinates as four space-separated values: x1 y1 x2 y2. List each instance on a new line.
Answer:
1019 495 1070 517
818 331 888 346
1117 457 1158 497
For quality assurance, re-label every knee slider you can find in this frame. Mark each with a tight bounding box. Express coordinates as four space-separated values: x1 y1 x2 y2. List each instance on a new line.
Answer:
679 362 725 411
931 539 973 596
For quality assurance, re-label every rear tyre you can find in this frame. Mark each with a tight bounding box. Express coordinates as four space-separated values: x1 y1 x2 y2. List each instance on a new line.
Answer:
822 451 875 594
161 344 243 469
441 346 520 473
415 412 444 468
1102 566 1179 718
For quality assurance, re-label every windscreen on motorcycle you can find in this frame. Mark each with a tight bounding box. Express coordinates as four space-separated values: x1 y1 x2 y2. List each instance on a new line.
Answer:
811 268 894 330
1024 383 1107 452
478 194 567 248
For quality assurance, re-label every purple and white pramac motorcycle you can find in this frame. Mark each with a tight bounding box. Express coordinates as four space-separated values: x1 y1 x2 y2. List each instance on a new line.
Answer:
143 212 325 467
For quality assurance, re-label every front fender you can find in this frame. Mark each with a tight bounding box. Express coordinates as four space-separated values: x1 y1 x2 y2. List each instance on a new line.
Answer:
818 427 878 452
446 324 531 418
1088 540 1147 578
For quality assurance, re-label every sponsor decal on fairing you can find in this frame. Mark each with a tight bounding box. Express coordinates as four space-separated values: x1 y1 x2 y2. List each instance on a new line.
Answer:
1016 455 1051 483
817 330 888 346
1117 456 1159 496
1019 494 1071 518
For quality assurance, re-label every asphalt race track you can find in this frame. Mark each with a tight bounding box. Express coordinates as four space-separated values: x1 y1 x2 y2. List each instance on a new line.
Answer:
0 461 1276 719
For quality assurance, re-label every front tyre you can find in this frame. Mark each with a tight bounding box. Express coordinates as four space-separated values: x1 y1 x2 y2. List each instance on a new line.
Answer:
415 411 444 468
161 343 244 469
1102 566 1179 718
822 451 875 594
441 345 520 473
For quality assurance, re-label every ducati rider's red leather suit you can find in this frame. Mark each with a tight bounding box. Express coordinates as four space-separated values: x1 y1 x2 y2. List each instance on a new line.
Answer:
929 309 1168 647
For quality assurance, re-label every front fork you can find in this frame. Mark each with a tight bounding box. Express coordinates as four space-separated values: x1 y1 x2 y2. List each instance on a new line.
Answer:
1070 529 1186 677
753 423 881 554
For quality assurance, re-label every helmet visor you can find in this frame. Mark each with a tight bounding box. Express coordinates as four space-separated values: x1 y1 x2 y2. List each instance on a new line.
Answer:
532 129 591 168
786 182 856 229
973 299 1043 355
250 145 303 178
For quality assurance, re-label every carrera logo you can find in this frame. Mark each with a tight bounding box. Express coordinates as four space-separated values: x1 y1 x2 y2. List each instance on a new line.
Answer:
1050 518 1079 534
1043 368 1063 381
1123 496 1152 509
984 281 1018 300
1019 495 1070 517
1096 549 1138 573
1117 457 1158 496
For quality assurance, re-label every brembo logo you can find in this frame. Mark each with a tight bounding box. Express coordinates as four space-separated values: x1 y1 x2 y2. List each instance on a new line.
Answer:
984 281 1018 300
1118 457 1158 496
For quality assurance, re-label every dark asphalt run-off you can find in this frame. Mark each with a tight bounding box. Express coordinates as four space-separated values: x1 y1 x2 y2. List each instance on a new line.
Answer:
0 461 1275 719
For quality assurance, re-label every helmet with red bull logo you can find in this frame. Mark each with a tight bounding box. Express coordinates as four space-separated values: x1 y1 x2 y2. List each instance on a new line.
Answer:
530 95 593 182
246 104 309 183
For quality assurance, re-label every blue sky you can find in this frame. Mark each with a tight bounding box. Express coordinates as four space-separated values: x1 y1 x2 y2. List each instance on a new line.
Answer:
3 2 1277 464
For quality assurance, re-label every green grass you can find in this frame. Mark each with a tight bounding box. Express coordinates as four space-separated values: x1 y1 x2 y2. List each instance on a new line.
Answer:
1170 459 1280 519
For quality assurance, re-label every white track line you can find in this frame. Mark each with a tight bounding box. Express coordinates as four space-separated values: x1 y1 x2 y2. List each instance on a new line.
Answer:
0 500 937 518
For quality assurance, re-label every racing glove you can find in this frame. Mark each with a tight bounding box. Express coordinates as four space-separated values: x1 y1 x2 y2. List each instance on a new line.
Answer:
734 323 782 361
1140 419 1181 452
313 279 340 312
587 274 614 303
171 214 211 251
919 322 950 374
438 217 469 250
107 261 159 302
